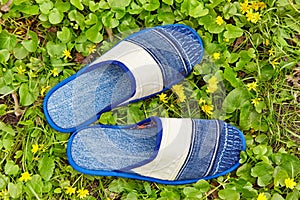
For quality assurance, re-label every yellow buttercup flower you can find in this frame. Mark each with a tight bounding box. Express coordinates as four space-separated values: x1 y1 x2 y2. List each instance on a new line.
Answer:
201 104 213 116
285 178 297 189
215 16 224 26
265 39 270 46
258 2 266 10
198 98 206 105
17 66 26 74
158 93 168 103
251 97 261 106
268 48 275 56
51 68 59 77
40 86 50 96
172 84 186 103
213 52 221 60
247 81 258 91
31 144 39 154
65 186 76 195
63 49 72 59
246 10 261 24
77 188 89 199
271 59 279 67
257 192 267 200
251 2 260 11
240 0 249 14
19 172 32 182
88 45 97 54
206 76 219 94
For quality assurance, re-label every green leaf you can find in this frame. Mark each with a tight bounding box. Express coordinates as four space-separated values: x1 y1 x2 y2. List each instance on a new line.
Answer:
0 49 10 64
99 111 116 125
85 13 98 25
271 193 285 200
240 104 267 131
57 27 72 43
183 187 202 198
158 12 175 24
21 31 38 52
181 0 209 18
71 0 84 10
4 160 19 176
223 66 243 88
223 2 238 19
224 24 244 39
26 175 43 198
0 175 8 190
251 162 274 187
222 87 249 113
89 1 100 12
85 23 103 43
39 1 53 14
55 0 71 12
286 190 299 200
19 83 36 106
273 166 289 187
108 0 131 11
21 5 39 15
14 45 29 59
46 41 65 58
49 8 64 24
194 180 210 193
140 0 160 11
0 30 17 50
8 182 22 199
259 64 275 81
218 189 240 200
162 0 173 5
236 163 256 182
38 155 55 181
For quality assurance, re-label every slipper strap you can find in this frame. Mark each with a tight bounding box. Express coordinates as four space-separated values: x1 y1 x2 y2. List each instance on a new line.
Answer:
131 118 193 180
92 41 164 103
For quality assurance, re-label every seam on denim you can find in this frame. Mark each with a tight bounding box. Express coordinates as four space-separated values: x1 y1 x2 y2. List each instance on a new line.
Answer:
152 29 188 75
213 123 228 174
157 28 191 72
203 120 220 177
175 119 196 180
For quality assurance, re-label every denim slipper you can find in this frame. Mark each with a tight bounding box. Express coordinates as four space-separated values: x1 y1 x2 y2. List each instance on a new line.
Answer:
43 24 204 132
67 117 246 185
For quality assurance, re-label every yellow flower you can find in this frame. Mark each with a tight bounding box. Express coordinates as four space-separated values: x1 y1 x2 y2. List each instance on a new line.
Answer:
88 45 97 54
17 66 26 74
268 48 275 56
201 104 213 116
265 39 270 46
213 52 221 60
224 38 230 42
40 86 50 96
31 144 39 154
251 97 261 106
258 2 266 10
285 178 297 189
65 186 76 195
206 76 219 94
172 84 186 103
19 171 32 182
240 0 249 14
247 81 258 91
63 49 72 59
251 2 260 11
51 68 59 77
158 93 168 103
215 16 224 26
271 59 279 67
198 98 206 105
257 193 267 200
246 10 261 24
77 188 89 199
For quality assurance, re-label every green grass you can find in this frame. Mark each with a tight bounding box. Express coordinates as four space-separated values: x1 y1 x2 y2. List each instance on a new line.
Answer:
0 0 300 199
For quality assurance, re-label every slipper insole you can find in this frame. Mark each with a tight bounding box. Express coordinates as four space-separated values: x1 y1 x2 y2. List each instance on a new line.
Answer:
69 125 158 171
46 63 133 129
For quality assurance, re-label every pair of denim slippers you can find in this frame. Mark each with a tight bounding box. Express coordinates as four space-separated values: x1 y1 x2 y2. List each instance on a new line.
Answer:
43 24 246 185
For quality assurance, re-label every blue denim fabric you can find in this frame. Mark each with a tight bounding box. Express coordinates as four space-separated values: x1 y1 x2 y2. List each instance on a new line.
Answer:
70 124 158 171
176 120 243 180
126 25 203 87
46 63 133 129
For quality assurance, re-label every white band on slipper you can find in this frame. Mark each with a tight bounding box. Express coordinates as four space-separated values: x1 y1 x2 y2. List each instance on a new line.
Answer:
92 41 164 103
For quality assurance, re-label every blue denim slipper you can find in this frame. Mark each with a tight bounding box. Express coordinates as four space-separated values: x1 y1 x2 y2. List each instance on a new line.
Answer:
67 117 246 185
43 24 204 132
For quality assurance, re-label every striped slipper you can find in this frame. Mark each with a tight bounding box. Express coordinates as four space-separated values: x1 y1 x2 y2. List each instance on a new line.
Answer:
43 24 204 132
67 117 246 185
